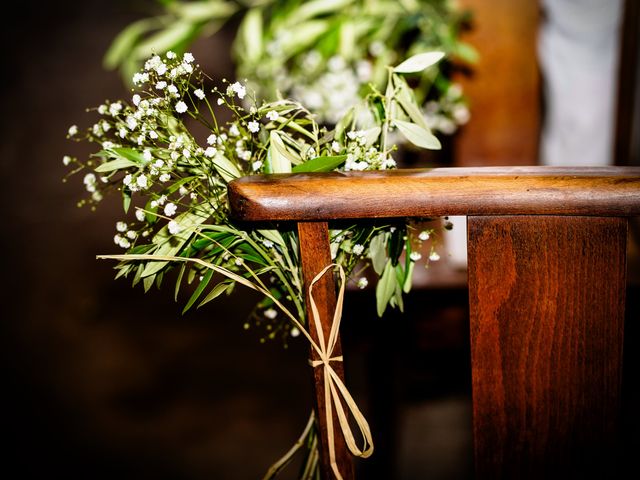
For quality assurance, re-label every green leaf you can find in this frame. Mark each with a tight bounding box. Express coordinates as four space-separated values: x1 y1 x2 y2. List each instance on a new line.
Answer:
393 119 441 150
376 259 396 317
111 148 147 164
258 229 287 248
122 188 131 213
369 232 388 275
141 211 208 277
292 155 347 173
168 0 238 22
103 18 160 70
403 261 415 294
286 0 354 25
393 51 445 74
212 153 242 183
95 158 138 172
393 75 430 130
133 21 198 60
277 20 330 58
174 263 186 301
267 130 294 173
183 269 214 314
234 7 262 63
198 280 233 308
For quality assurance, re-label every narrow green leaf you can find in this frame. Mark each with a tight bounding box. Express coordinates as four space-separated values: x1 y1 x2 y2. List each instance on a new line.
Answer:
393 51 445 73
376 260 396 317
234 7 262 63
257 229 287 247
393 75 430 130
103 18 160 70
168 0 237 21
211 152 242 183
122 188 131 213
95 158 138 172
183 269 214 314
267 130 294 173
369 232 388 275
292 155 347 173
174 262 186 301
393 119 441 150
133 21 198 60
198 280 232 308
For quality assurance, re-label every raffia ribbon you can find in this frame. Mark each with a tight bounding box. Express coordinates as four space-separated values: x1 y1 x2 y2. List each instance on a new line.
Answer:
307 264 374 479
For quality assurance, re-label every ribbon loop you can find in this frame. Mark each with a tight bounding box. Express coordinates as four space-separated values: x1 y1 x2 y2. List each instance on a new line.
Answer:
308 264 374 480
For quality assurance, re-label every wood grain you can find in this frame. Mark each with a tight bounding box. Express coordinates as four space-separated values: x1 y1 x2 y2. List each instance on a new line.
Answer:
467 216 626 479
454 0 540 166
228 167 640 221
298 222 354 480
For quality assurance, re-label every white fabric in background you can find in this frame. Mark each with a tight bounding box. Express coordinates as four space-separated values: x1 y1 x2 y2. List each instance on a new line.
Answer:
538 0 623 166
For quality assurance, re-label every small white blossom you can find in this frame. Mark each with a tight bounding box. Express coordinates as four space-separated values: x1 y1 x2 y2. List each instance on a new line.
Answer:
262 239 274 248
204 146 217 158
102 141 115 150
234 257 244 266
290 327 301 338
116 221 127 232
159 173 171 183
264 308 278 319
126 230 137 240
68 125 78 136
429 251 441 261
182 62 193 74
98 105 108 115
252 160 263 171
183 52 194 63
143 149 153 162
62 155 72 166
135 209 146 222
247 121 260 133
136 175 148 189
357 278 369 289
123 174 132 186
179 186 189 196
217 98 224 105
155 63 167 76
229 124 240 137
126 116 137 130
166 51 176 59
331 141 341 153
167 84 178 95
410 251 422 262
419 231 430 241
175 101 188 114
194 88 205 100
265 110 279 121
168 220 181 235
182 148 191 158
149 130 158 139
109 102 123 116
207 134 217 145
132 94 141 106
228 81 246 99
155 81 167 90
164 202 177 217
352 244 365 256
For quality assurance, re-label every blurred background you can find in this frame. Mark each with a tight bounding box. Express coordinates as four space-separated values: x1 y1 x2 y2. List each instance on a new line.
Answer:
2 0 638 479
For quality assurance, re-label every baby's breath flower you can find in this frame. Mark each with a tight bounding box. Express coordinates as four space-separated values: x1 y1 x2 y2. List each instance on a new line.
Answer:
204 147 217 158
410 251 422 262
247 121 260 133
116 221 127 232
183 52 194 63
126 116 138 130
136 174 148 189
228 81 246 99
98 105 108 115
290 327 301 338
352 244 365 255
135 209 146 222
264 308 278 319
179 186 189 196
132 72 149 85
182 148 191 158
229 124 240 137
164 202 177 217
217 98 224 106
419 231 430 241
167 84 178 95
126 230 137 240
175 101 188 114
166 51 176 60
109 102 123 116
68 125 78 136
429 251 441 261
149 131 158 140
168 220 181 235
194 88 205 100
265 110 279 121
102 141 116 150
156 81 167 90
331 141 341 153
123 174 132 186
234 257 244 266
262 239 274 248
62 155 72 166
143 149 153 162
159 173 171 183
132 94 141 106
252 160 263 171
357 277 369 289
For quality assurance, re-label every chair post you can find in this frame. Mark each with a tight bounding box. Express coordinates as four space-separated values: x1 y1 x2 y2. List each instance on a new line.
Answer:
467 215 626 478
298 221 354 479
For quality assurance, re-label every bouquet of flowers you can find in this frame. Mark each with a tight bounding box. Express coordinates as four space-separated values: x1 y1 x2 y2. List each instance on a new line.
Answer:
105 0 475 134
65 50 445 338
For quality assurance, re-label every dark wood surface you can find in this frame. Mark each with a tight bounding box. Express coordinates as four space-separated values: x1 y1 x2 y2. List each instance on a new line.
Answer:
467 215 626 479
298 222 354 479
228 167 640 221
455 0 540 166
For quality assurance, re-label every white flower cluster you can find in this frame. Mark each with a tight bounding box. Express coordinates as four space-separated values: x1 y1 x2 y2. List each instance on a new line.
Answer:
342 131 396 172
